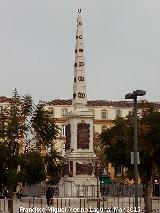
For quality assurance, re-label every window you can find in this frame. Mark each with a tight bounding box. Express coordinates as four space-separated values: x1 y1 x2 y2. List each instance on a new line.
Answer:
62 108 68 117
116 110 122 118
75 49 77 53
115 165 123 177
101 125 108 133
47 144 52 154
0 106 3 114
101 109 107 119
61 125 66 137
90 109 95 118
93 125 95 133
48 107 54 117
11 105 17 115
0 122 3 131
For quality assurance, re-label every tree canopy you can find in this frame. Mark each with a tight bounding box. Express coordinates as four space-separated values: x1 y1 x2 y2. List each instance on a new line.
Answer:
0 90 62 188
100 100 160 212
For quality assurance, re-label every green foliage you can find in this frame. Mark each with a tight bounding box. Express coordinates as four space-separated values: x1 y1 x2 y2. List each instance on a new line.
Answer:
0 142 21 187
93 133 108 177
100 100 160 181
0 89 61 189
31 103 59 148
21 151 46 185
44 150 64 185
100 118 131 170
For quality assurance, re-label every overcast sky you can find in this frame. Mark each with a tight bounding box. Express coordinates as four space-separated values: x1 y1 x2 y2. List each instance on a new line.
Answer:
0 0 160 102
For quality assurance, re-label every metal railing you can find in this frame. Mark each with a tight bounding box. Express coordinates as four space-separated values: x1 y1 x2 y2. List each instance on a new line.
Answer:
22 183 160 198
0 197 160 213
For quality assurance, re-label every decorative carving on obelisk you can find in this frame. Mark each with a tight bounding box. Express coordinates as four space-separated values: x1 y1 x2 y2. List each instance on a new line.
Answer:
73 9 87 108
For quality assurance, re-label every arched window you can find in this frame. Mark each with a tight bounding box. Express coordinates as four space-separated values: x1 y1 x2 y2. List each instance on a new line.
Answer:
101 125 108 133
62 108 68 117
116 109 122 118
115 165 123 177
48 107 54 117
101 109 108 120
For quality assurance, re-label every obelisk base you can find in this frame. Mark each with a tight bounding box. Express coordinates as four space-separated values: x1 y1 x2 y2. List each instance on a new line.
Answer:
59 176 98 198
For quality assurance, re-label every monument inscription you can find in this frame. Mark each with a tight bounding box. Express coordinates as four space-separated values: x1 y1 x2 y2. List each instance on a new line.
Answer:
65 124 71 150
77 123 90 149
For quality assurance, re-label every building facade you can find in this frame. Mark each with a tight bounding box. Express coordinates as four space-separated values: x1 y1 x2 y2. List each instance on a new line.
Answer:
44 99 133 154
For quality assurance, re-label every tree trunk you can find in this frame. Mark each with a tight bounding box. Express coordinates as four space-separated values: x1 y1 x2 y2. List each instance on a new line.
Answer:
97 177 100 209
8 186 14 213
144 179 152 213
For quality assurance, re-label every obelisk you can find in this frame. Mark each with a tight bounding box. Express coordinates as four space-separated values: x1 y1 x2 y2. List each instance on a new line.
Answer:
59 10 97 198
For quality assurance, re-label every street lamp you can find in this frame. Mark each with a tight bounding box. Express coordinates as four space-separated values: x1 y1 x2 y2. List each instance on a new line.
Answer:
125 90 146 211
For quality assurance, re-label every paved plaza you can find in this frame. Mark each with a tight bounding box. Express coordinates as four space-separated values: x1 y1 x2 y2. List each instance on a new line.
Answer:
0 197 160 213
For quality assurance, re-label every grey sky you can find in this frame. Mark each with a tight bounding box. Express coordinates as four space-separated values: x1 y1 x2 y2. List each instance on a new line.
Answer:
0 0 160 102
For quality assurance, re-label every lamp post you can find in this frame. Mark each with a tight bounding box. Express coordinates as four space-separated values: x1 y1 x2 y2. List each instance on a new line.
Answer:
125 90 146 211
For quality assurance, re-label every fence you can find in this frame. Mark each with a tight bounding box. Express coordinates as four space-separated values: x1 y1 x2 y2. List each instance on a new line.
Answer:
23 184 144 198
23 184 46 197
0 197 160 213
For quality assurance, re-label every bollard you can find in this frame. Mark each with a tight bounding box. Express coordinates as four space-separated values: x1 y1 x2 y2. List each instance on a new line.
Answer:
102 196 104 209
69 199 70 212
8 199 13 213
29 198 31 208
40 198 42 209
57 199 58 209
61 199 62 209
69 199 70 208
33 197 34 208
80 198 81 210
0 200 1 213
4 199 5 212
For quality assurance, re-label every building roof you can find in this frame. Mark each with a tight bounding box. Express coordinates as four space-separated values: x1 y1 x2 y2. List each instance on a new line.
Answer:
0 96 12 103
46 99 134 107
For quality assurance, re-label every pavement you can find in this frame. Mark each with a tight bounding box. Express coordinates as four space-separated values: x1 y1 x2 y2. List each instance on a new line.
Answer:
0 197 159 213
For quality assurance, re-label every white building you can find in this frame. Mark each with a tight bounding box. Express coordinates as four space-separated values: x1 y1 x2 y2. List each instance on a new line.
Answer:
44 99 133 154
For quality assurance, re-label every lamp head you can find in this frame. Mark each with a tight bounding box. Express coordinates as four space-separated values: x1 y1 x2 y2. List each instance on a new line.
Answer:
125 93 134 99
125 90 146 99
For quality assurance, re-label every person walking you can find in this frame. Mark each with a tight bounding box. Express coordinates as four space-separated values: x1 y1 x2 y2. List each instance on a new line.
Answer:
46 186 53 206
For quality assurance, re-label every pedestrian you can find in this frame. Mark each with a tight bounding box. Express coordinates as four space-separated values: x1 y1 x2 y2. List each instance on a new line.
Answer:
4 188 9 199
46 186 53 206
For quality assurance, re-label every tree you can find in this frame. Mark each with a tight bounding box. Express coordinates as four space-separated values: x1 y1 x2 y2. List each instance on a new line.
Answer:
0 89 32 189
0 90 61 191
44 150 64 185
31 103 59 152
92 132 108 209
93 132 108 178
21 151 46 185
100 101 160 213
